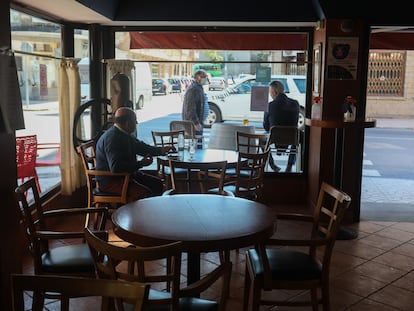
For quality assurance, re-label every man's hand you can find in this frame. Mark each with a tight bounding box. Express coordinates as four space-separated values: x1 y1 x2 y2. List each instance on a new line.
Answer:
161 146 176 155
194 123 202 131
140 155 153 167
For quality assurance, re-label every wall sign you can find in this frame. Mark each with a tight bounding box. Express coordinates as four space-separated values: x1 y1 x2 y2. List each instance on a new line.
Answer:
327 37 359 80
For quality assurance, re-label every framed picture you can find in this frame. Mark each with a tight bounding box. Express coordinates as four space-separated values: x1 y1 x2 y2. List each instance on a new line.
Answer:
313 43 321 94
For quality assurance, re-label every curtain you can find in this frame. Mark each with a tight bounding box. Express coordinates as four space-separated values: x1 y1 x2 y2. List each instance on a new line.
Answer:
58 59 84 195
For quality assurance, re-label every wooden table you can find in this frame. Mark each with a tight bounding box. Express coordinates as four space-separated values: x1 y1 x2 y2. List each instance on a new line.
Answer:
159 148 240 167
112 194 275 284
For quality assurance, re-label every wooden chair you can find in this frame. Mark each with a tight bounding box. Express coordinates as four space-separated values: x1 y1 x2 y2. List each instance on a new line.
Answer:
85 228 230 311
16 135 40 192
223 150 270 201
225 131 269 183
243 181 352 311
162 159 234 196
265 125 301 172
169 120 204 144
11 274 149 311
14 177 109 311
151 129 184 189
77 140 130 210
236 131 268 154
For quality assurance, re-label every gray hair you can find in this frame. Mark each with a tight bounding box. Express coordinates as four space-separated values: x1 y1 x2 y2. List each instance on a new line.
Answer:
269 80 285 94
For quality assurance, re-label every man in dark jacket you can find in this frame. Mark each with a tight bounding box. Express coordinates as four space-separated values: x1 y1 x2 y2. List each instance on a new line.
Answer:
263 80 299 172
182 70 209 147
95 107 173 201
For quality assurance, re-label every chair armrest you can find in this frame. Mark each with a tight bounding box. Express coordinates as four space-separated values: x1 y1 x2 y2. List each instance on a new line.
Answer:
42 207 108 230
34 230 108 241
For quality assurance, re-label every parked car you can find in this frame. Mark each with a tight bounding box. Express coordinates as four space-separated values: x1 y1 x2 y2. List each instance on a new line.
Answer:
204 74 306 130
168 78 183 93
209 77 226 91
152 78 172 95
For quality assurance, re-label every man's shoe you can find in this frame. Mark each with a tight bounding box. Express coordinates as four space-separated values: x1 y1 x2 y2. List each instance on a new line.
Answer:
269 162 281 172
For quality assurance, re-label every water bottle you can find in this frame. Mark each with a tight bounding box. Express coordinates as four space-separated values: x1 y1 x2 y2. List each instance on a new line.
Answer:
178 132 185 158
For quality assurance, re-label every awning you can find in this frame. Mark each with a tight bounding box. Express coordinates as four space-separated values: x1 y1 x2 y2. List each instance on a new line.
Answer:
130 32 308 50
370 32 414 50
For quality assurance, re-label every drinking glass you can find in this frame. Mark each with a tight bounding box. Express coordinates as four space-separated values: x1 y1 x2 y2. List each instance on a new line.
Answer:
189 139 196 160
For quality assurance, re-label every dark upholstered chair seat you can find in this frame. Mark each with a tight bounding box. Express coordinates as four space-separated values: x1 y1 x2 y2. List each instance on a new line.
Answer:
42 244 95 274
246 249 322 281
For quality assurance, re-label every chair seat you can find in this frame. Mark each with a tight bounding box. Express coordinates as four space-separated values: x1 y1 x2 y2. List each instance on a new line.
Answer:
246 248 322 281
41 244 95 274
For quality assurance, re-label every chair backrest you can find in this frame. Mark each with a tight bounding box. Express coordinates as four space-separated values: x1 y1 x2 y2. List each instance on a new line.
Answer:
234 150 270 200
76 140 130 208
265 125 299 149
77 140 97 170
151 129 185 149
166 159 229 195
236 131 268 153
11 274 149 311
84 228 182 311
16 135 38 182
14 177 46 262
169 120 196 139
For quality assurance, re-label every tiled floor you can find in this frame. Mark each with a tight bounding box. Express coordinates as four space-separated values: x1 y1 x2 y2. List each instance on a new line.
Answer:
21 203 414 311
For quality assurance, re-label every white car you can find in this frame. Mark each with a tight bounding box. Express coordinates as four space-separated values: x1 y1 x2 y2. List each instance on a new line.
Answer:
204 75 307 130
209 77 226 91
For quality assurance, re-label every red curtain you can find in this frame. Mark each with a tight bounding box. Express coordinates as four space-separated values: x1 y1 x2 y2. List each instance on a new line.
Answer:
130 32 308 50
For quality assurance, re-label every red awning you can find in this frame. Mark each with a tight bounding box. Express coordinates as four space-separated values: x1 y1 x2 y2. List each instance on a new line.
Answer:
130 32 308 50
370 32 414 50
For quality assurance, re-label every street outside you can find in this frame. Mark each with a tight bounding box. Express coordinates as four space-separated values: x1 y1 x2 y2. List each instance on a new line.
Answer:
18 93 414 219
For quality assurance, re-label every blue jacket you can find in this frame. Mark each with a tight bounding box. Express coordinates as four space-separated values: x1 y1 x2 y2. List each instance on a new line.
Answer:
263 93 299 132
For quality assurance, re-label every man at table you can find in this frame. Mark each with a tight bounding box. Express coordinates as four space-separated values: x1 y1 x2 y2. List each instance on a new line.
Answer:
95 107 173 201
263 80 299 172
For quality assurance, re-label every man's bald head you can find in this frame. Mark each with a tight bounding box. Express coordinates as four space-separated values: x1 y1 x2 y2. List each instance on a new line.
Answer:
114 107 137 133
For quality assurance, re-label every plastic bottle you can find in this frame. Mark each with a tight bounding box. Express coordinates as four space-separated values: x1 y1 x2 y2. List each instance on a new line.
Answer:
311 102 321 120
178 133 184 159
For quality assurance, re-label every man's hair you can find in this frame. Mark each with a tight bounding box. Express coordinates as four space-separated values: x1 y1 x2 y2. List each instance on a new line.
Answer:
193 69 207 79
269 80 285 94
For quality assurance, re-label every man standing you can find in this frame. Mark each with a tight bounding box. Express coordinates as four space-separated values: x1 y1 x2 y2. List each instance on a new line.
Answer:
95 107 173 201
182 69 209 147
263 80 299 172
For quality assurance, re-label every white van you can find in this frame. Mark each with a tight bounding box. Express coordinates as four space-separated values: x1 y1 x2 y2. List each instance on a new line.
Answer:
206 74 306 130
132 62 152 109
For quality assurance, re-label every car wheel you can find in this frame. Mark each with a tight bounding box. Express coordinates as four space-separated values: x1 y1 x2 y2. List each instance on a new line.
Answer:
203 103 222 128
298 107 305 131
135 96 144 110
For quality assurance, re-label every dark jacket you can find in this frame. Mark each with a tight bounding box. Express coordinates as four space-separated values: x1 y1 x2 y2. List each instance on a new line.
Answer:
95 126 163 185
263 93 299 132
182 81 205 127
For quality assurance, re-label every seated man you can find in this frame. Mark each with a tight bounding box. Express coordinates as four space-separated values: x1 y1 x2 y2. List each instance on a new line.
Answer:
95 107 173 201
263 80 299 173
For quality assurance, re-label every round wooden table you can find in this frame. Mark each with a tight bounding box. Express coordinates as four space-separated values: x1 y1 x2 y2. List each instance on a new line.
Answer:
112 194 275 284
159 148 240 167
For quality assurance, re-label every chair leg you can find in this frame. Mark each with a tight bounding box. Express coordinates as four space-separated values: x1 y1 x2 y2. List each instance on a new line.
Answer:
251 280 262 311
31 290 44 311
243 264 251 311
311 288 319 311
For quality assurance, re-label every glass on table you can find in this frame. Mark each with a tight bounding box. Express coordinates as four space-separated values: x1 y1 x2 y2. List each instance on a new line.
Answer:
189 139 196 160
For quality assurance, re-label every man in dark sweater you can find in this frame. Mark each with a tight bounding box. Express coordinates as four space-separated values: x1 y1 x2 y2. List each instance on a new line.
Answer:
96 107 173 201
263 80 299 172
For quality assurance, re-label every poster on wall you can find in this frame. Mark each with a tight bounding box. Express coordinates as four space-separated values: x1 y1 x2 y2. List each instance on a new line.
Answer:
327 37 359 80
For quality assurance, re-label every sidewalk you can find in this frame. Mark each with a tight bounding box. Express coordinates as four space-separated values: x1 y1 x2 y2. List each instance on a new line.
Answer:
374 117 414 129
